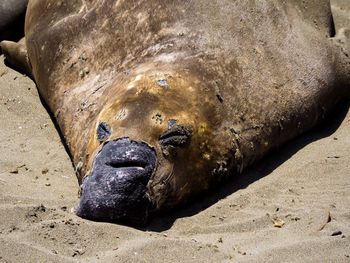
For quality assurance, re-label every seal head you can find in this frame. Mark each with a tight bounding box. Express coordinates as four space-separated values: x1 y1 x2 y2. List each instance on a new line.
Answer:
76 67 233 225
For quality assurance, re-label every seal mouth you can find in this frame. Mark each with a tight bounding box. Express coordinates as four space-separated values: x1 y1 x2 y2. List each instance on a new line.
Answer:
105 156 149 171
106 160 147 169
76 138 157 226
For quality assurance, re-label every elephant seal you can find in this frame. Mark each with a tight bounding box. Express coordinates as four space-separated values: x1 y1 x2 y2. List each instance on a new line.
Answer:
1 0 349 225
0 0 28 42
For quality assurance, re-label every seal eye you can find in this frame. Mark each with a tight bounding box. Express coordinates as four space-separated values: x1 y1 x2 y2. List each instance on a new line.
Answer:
159 123 193 147
97 122 111 142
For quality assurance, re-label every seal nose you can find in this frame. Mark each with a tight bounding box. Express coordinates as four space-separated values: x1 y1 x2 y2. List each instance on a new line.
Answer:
76 138 156 226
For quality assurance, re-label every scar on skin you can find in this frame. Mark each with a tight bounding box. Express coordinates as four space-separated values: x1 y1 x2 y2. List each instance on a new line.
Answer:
152 113 164 125
116 108 128 120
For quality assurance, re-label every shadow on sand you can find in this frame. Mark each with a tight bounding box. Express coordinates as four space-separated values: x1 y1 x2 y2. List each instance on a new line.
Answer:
144 101 349 232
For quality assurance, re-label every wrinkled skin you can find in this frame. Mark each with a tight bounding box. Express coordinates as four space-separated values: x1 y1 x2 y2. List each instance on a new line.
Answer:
1 0 349 225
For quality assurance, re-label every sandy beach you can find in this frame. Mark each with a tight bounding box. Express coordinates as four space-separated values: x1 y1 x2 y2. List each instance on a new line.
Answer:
0 53 349 263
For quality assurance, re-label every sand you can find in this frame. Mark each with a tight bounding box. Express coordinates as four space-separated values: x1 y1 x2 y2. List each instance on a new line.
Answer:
0 55 349 263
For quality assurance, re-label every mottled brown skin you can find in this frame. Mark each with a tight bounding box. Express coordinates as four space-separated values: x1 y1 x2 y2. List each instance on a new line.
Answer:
1 0 349 222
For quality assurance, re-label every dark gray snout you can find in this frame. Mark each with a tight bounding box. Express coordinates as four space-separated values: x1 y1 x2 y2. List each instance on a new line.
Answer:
76 138 156 226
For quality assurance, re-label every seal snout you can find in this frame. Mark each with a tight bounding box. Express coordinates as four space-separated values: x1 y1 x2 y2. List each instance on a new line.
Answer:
76 138 156 226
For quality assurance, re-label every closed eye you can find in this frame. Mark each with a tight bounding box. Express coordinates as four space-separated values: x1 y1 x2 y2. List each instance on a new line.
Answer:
159 124 193 147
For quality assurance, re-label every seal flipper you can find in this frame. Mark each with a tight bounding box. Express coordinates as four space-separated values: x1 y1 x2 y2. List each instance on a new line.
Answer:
329 0 350 98
0 39 32 78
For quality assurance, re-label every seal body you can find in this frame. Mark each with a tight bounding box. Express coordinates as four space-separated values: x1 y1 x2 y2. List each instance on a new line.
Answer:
2 0 349 224
0 0 28 41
